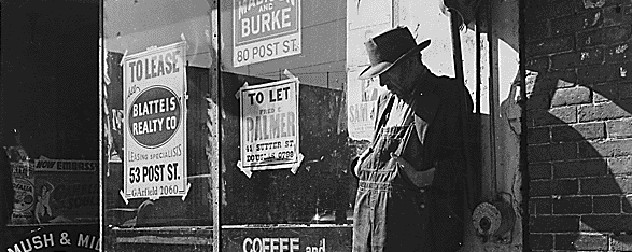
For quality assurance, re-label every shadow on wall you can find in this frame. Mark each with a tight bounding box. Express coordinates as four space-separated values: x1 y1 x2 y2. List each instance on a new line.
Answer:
526 56 632 250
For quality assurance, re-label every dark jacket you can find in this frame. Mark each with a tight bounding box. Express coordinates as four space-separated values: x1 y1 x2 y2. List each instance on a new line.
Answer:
374 72 474 191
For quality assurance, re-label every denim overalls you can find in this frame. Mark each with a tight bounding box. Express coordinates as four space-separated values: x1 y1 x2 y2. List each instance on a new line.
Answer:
352 94 428 252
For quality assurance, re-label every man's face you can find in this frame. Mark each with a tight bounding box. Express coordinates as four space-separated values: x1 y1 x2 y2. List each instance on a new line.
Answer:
379 56 417 99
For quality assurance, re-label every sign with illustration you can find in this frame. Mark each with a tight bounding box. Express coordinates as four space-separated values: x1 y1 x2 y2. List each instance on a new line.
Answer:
238 78 300 175
11 176 35 225
123 42 189 202
346 68 387 140
32 173 99 224
233 0 301 67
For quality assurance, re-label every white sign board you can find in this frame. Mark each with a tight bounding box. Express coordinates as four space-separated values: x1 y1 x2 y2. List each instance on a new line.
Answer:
233 0 301 67
123 42 188 201
346 68 387 140
239 79 299 171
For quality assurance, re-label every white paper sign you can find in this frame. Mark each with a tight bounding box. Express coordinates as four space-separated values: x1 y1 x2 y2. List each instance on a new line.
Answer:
346 68 387 141
122 42 188 201
239 79 300 171
233 0 301 67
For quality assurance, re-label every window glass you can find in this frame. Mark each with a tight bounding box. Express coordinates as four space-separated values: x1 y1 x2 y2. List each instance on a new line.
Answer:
102 0 214 232
218 0 351 225
1 1 99 227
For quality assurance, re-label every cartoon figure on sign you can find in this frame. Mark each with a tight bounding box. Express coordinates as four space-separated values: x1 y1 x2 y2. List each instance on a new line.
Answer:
35 180 54 224
11 177 35 224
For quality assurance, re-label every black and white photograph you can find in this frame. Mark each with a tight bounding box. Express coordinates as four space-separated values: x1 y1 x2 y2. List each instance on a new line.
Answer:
1 0 631 251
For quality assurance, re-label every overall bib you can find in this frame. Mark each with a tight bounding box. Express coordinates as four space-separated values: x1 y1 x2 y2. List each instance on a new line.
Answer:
353 94 463 252
352 95 427 252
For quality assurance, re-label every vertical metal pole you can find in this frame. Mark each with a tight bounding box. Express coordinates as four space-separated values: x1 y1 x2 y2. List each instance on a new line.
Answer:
97 1 105 250
209 1 221 251
475 8 481 115
518 0 530 250
98 2 104 249
450 11 464 84
449 8 478 210
487 0 498 196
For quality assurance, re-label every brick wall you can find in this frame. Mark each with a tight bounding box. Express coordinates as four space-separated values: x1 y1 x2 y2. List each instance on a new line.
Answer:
525 0 632 251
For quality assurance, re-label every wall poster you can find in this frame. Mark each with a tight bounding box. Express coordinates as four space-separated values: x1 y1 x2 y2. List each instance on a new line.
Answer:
239 78 300 176
122 41 188 202
233 0 301 67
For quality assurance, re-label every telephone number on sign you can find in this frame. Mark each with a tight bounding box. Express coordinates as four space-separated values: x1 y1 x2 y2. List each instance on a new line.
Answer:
246 151 294 163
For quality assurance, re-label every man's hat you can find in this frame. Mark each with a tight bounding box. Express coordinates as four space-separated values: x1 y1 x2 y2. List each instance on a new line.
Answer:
358 26 431 80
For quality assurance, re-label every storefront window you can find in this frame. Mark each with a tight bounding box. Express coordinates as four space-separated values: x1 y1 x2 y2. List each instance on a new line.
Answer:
1 1 100 250
218 0 350 227
102 0 215 249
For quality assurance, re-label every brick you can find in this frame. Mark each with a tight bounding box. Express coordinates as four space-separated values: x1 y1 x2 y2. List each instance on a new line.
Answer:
603 4 632 26
593 82 619 102
610 235 632 251
576 25 632 49
526 36 575 57
529 107 577 127
606 42 632 62
552 47 605 70
552 106 579 124
550 52 579 70
526 21 549 42
577 63 631 85
580 47 606 66
623 195 632 213
550 142 578 161
556 234 608 250
526 57 550 72
530 234 553 250
532 164 553 180
580 0 607 11
553 159 608 178
621 83 632 99
617 176 632 193
607 118 632 138
580 176 632 194
531 197 553 215
580 214 632 232
542 70 578 90
532 179 582 198
551 122 606 142
553 179 580 195
553 196 593 214
572 122 607 140
531 180 552 197
525 0 552 24
608 156 632 174
551 0 579 17
594 195 622 213
578 139 632 157
551 11 603 36
578 101 632 122
529 144 551 163
530 215 580 233
529 127 551 144
551 86 592 107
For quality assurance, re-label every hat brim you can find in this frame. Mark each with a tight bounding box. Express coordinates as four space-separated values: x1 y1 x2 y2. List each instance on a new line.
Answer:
358 40 431 80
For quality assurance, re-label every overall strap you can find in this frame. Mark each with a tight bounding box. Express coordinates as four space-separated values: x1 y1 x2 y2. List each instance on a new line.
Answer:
370 94 396 150
393 104 414 156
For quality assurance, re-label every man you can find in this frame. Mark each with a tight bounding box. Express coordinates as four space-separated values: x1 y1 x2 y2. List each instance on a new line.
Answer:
352 26 473 252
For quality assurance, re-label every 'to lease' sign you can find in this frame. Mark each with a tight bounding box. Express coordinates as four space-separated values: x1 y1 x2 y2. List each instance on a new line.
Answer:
128 86 181 148
123 42 188 201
